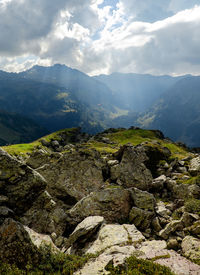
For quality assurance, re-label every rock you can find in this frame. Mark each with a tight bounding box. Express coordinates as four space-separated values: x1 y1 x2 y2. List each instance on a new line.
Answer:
66 216 105 250
167 238 179 250
151 175 167 191
129 207 154 230
107 160 119 166
21 191 67 235
111 145 152 190
156 201 172 219
26 149 51 169
24 226 59 252
167 181 200 200
130 188 156 211
189 156 200 175
37 150 105 202
152 217 162 232
0 195 8 205
0 148 46 215
0 218 39 267
67 188 132 232
181 212 199 227
84 224 145 255
75 245 136 275
139 240 200 275
182 236 200 262
186 221 200 237
159 220 183 239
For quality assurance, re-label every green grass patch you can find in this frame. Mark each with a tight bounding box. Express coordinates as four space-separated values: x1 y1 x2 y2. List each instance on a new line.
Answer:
105 255 175 275
86 141 117 154
162 143 189 160
2 141 40 156
0 245 95 275
185 199 200 215
108 129 157 146
182 175 200 185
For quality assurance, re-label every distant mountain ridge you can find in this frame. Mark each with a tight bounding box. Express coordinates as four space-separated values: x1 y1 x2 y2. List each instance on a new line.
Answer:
0 64 200 146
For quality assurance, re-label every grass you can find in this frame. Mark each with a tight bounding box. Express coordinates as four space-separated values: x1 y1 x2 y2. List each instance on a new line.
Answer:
2 128 79 156
108 129 157 146
2 127 191 160
105 255 175 275
0 245 95 275
2 141 40 156
185 199 200 215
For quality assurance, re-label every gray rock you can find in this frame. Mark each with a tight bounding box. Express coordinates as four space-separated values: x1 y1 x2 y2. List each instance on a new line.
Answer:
189 156 200 175
66 216 105 250
21 191 67 235
0 218 39 267
182 236 200 262
129 207 154 230
156 201 172 218
0 148 46 215
67 188 132 229
159 220 183 239
130 188 156 211
111 145 152 190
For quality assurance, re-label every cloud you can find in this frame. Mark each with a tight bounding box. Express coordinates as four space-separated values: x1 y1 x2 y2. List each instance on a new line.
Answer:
0 0 200 77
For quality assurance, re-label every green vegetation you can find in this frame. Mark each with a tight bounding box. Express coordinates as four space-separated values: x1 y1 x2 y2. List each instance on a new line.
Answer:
182 175 200 185
2 142 40 156
0 246 95 275
185 199 200 215
105 255 175 275
2 128 79 156
108 129 157 146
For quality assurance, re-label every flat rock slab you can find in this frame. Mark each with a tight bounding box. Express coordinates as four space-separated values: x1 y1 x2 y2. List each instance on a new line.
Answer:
139 240 200 275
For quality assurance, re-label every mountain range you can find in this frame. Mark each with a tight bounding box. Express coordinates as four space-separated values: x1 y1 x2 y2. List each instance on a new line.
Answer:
0 64 200 147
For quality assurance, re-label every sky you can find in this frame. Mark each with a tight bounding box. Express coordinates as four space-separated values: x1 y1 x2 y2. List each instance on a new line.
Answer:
0 0 200 76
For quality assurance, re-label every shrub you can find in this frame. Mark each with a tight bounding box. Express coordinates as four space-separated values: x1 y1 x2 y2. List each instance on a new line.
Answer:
105 256 175 275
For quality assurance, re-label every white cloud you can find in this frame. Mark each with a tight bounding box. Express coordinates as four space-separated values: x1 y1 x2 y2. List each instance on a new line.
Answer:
0 0 200 77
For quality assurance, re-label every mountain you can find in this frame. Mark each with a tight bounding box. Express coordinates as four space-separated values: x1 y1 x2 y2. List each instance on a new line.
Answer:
137 76 200 147
0 110 47 145
1 127 200 274
20 64 116 108
94 72 185 112
0 68 112 134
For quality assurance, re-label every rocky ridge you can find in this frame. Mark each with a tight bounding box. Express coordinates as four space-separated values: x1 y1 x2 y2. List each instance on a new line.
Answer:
0 127 200 274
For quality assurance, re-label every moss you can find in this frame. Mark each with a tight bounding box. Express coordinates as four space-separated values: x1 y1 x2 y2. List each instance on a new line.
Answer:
151 254 171 261
185 199 200 215
105 255 175 275
183 176 200 185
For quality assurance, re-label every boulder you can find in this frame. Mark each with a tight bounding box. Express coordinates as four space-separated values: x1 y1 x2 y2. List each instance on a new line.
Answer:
66 188 132 232
130 188 156 211
0 218 39 268
75 245 136 275
66 216 105 250
139 240 200 275
36 150 105 203
159 220 183 240
24 226 59 252
111 145 152 190
151 175 167 191
129 207 154 230
21 191 67 235
0 148 46 215
189 156 200 176
156 201 172 219
84 224 145 255
182 236 200 262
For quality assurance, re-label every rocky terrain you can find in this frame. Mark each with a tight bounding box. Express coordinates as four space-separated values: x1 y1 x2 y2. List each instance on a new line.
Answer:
0 127 200 274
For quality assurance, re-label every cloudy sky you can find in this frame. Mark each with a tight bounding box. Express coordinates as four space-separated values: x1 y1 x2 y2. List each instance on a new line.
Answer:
0 0 200 76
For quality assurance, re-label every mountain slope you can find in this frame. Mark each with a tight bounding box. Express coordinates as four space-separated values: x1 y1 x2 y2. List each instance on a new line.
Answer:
0 110 47 145
94 72 184 112
139 76 200 147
